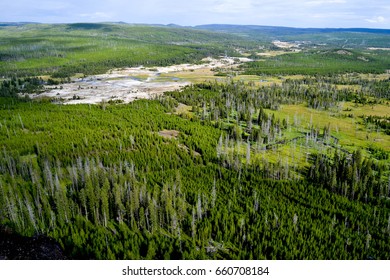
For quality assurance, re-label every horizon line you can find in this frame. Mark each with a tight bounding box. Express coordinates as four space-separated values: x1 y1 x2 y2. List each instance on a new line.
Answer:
1 21 390 31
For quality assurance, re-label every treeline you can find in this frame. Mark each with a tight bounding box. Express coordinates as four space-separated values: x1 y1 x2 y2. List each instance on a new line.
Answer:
307 150 390 203
240 49 390 75
0 23 242 79
49 47 219 78
1 45 219 79
168 77 389 122
188 76 385 141
362 115 390 135
0 77 45 98
167 79 390 180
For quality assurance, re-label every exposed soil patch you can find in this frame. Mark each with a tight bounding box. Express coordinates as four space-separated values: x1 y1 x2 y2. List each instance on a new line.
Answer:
336 50 353 55
178 143 201 157
178 143 189 152
272 40 299 49
367 47 390 51
357 56 369 62
36 76 189 105
158 130 180 139
191 150 201 157
175 103 192 115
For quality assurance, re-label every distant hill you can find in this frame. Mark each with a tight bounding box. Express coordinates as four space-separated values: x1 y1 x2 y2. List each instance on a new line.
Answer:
0 23 248 78
194 24 390 35
193 24 390 48
2 22 390 35
0 22 389 78
0 22 39 27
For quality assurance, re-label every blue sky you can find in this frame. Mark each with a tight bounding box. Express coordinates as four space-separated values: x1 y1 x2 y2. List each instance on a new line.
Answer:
1 0 389 28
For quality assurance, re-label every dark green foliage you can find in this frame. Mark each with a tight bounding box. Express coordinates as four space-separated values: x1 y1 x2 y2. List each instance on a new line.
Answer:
0 23 245 78
242 49 390 75
1 24 390 260
307 150 388 203
0 77 44 98
0 96 389 260
195 25 390 48
363 115 390 136
367 145 389 160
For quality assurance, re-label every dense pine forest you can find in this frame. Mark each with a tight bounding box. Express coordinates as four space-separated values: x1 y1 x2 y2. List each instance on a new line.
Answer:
0 23 390 259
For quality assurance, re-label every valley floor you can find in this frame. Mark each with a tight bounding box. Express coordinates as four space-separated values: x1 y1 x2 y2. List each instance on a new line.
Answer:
32 57 251 104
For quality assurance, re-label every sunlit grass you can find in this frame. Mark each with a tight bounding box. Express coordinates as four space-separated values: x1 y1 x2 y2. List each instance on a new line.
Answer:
265 103 390 153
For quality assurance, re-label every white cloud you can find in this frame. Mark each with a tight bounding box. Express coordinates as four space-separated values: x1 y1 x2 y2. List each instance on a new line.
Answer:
310 11 354 19
306 0 346 5
212 0 254 14
36 1 71 11
79 12 112 20
1 0 390 28
365 16 386 24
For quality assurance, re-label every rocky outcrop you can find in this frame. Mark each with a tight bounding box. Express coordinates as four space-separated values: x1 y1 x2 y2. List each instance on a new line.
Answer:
0 226 67 260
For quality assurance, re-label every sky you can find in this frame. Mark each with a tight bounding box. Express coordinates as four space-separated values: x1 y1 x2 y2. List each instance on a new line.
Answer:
1 0 390 29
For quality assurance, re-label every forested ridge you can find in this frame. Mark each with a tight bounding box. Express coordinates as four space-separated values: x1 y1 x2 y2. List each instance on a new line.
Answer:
0 23 248 78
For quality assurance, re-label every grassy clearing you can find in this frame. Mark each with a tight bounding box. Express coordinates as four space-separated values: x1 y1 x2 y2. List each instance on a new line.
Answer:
343 102 390 117
266 103 390 152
